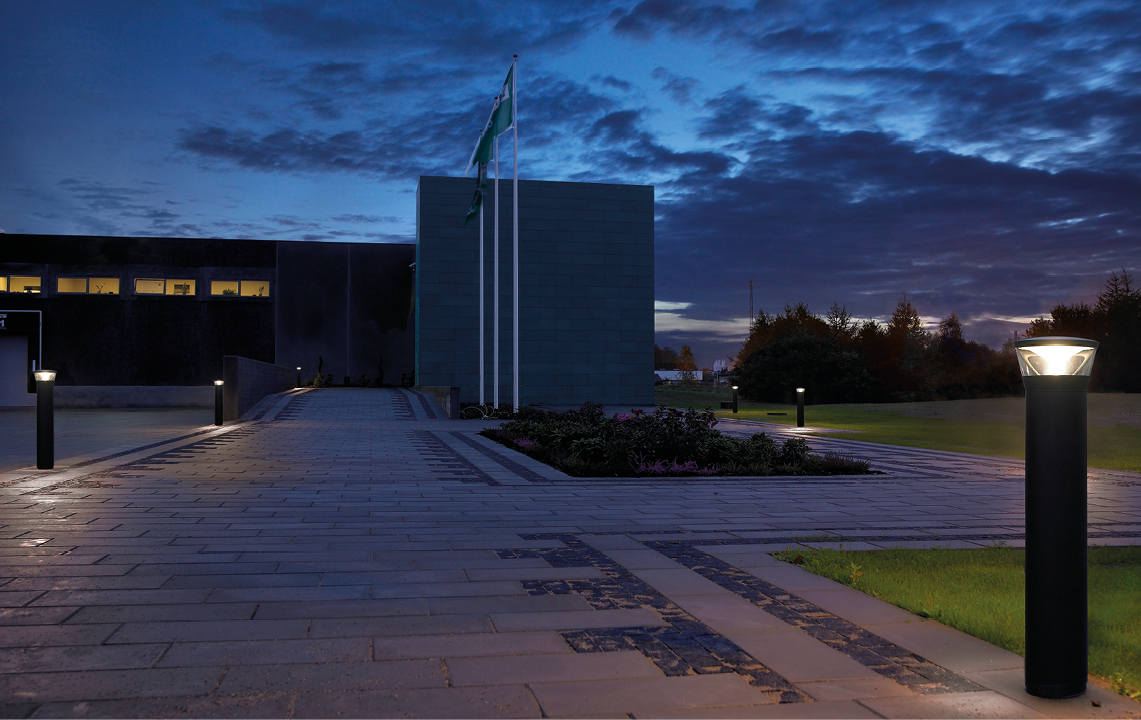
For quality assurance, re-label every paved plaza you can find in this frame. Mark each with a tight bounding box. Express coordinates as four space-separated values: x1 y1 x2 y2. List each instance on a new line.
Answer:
1 388 1139 718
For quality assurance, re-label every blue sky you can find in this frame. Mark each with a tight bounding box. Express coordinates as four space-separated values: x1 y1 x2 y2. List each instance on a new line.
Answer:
2 0 1139 365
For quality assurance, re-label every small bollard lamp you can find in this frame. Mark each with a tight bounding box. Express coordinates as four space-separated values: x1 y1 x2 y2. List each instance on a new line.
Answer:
796 387 805 427
214 380 224 426
731 385 739 414
1014 336 1098 699
35 370 57 469
296 366 302 388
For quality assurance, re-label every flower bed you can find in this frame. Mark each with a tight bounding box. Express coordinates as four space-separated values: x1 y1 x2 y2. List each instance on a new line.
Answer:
480 403 874 477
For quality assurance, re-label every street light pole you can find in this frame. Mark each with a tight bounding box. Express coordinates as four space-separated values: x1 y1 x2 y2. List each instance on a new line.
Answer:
35 370 56 470
1014 336 1098 699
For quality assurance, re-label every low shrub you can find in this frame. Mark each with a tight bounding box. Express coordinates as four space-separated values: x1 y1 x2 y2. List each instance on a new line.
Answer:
480 403 874 477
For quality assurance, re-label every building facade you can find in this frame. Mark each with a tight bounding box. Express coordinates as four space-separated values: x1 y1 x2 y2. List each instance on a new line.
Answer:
1 177 654 408
416 176 654 406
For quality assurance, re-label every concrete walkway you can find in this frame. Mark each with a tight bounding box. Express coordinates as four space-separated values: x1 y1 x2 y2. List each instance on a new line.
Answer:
1 388 1138 719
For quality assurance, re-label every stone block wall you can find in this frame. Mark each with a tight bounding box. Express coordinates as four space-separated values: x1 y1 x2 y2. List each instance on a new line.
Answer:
416 176 654 406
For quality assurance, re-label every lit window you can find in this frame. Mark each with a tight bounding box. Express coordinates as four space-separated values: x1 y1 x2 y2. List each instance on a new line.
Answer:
89 278 119 295
0 277 7 292
58 278 88 293
211 280 239 296
11 276 41 294
166 279 195 296
135 278 166 295
240 280 270 297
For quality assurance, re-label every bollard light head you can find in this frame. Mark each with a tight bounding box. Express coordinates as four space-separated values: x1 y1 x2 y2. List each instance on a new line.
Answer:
731 385 738 390
796 387 805 393
34 370 56 382
296 366 301 371
214 380 224 386
1013 337 1098 377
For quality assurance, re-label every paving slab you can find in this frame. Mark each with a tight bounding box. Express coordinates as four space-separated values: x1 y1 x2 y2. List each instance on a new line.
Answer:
0 388 1138 719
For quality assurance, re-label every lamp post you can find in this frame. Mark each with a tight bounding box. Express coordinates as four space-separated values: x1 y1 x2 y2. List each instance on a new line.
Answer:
296 366 301 388
1014 336 1098 699
796 388 805 427
214 380 224 426
731 385 738 414
35 370 56 470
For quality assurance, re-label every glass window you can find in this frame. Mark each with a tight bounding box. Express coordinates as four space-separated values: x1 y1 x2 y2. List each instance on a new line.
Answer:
0 277 7 292
89 278 119 295
211 280 239 296
134 278 165 295
240 280 270 297
57 277 88 293
166 279 195 296
11 276 41 294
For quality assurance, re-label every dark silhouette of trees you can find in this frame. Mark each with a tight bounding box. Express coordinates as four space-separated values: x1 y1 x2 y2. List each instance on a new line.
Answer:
733 297 1021 403
654 345 679 370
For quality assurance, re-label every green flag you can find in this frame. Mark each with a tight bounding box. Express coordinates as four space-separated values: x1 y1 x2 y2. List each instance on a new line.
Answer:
462 162 488 227
464 64 515 177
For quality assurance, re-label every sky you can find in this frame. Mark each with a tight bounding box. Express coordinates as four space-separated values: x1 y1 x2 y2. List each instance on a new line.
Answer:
2 0 1139 366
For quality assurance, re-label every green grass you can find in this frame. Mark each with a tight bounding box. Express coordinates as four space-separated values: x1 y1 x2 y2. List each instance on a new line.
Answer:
653 387 1141 472
771 545 1141 700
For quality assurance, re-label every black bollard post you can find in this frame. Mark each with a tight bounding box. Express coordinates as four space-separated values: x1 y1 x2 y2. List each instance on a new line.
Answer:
796 388 805 427
731 385 738 414
296 366 301 388
214 380 224 426
35 370 56 470
1015 337 1097 699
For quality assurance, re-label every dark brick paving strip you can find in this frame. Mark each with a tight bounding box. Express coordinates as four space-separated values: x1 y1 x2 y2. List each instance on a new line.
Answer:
408 389 438 419
390 391 416 421
270 391 313 422
499 534 812 704
647 540 984 694
406 431 500 485
448 431 548 482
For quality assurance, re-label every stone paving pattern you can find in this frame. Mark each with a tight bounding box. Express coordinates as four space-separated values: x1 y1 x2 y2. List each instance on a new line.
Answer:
0 388 1139 719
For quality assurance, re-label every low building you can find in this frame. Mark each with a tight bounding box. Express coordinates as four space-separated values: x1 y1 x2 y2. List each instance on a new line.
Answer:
0 177 654 408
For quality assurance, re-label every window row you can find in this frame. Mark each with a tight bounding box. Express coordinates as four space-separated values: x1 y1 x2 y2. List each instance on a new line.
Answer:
0 276 270 298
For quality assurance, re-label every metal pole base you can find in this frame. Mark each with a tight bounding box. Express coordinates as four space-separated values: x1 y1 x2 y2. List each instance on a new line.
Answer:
36 380 54 470
1024 374 1088 699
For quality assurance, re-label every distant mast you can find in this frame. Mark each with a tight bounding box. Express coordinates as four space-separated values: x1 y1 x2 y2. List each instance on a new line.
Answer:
749 280 753 323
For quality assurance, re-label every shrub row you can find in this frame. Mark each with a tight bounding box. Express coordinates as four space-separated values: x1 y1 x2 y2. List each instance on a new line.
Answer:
480 403 873 478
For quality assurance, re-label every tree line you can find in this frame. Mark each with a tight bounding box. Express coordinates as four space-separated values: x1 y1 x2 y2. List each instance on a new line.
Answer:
724 269 1138 404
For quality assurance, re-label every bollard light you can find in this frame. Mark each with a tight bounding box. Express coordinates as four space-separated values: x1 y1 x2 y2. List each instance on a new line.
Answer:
731 385 738 414
1015 336 1098 699
214 380 224 426
35 370 56 470
296 366 302 388
796 388 805 427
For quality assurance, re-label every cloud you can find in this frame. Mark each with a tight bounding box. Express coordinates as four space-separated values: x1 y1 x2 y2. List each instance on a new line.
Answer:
651 66 700 105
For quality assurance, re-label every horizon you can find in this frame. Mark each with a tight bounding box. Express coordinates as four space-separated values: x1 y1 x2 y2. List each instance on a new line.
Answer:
2 1 1138 367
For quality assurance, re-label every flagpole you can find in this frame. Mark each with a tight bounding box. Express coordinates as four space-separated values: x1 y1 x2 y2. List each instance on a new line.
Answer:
479 170 485 406
493 134 500 409
512 55 519 411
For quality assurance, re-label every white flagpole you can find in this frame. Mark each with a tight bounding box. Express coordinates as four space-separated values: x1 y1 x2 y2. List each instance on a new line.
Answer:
512 55 519 411
493 134 500 409
479 169 485 406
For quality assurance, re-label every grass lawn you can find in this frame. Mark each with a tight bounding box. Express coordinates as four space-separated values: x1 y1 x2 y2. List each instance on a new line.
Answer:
653 386 1141 473
771 545 1141 701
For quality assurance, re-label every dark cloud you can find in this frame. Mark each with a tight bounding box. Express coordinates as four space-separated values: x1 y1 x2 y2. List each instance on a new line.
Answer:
651 67 700 105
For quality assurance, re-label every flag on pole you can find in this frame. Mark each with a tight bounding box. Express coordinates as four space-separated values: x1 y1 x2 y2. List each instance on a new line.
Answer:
463 65 515 177
462 160 487 227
